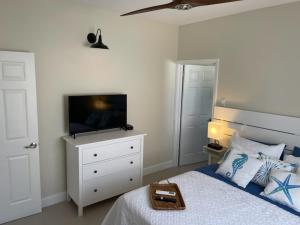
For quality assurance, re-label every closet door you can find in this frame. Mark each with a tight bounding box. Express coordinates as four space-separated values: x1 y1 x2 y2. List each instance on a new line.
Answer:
0 51 41 224
179 65 215 166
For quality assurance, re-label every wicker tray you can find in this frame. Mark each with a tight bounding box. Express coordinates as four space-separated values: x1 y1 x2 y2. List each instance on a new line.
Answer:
149 182 186 210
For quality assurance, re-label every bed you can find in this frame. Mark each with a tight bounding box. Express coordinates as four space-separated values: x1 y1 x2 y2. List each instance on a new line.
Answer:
101 164 300 225
101 107 300 225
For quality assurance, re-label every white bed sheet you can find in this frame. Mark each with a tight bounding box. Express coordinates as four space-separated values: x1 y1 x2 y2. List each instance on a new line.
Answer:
101 171 300 225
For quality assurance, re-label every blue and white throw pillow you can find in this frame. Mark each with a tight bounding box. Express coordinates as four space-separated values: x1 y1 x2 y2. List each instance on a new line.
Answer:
216 148 263 188
261 170 300 212
252 153 297 187
230 133 285 159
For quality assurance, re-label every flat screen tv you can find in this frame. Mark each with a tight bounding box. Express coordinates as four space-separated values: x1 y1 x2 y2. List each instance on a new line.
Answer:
68 94 127 135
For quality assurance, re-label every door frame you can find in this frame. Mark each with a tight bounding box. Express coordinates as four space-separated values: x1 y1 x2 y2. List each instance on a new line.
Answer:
172 59 220 166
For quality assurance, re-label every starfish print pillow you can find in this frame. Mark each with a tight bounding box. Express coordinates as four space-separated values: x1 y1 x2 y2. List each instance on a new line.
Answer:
261 170 300 212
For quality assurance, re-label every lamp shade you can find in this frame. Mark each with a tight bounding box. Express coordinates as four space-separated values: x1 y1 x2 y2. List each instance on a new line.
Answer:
207 121 222 141
91 34 109 49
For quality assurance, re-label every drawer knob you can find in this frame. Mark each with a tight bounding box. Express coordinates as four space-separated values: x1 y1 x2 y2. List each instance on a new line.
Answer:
130 161 134 164
94 189 98 193
130 178 133 181
94 170 98 174
130 146 134 149
93 153 98 157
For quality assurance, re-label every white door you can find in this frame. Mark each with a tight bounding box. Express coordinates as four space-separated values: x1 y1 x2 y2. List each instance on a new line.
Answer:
0 51 41 224
179 65 215 166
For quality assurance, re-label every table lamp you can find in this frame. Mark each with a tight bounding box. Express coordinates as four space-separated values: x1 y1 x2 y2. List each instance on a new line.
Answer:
207 121 223 150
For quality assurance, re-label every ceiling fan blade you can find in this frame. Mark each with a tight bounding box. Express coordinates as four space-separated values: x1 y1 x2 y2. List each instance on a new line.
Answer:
121 2 175 16
185 0 241 6
121 0 241 16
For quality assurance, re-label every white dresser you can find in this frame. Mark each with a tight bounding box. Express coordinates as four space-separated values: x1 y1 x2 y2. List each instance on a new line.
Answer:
63 130 146 216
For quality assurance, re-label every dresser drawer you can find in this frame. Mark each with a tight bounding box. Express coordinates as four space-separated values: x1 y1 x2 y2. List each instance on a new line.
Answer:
82 139 140 164
82 168 140 206
82 154 140 180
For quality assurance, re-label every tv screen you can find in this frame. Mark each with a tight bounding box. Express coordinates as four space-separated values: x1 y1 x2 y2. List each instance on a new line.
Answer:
68 94 127 135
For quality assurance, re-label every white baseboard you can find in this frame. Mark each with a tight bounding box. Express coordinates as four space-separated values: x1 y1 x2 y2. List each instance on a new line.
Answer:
143 160 174 176
42 192 66 208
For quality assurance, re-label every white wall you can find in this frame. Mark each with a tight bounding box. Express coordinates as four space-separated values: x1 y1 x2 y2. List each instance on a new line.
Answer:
178 2 300 117
0 0 178 198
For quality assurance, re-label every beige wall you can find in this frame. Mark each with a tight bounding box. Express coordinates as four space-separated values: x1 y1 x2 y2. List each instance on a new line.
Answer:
178 2 300 117
0 0 178 198
2 0 299 200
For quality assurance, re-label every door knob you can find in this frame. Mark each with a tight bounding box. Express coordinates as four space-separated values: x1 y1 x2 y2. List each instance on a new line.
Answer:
25 142 38 149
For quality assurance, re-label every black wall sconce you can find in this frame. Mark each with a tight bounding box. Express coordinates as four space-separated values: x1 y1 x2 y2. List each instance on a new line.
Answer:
87 29 109 49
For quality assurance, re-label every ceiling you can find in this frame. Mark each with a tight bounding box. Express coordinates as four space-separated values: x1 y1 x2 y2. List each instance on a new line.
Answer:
80 0 300 25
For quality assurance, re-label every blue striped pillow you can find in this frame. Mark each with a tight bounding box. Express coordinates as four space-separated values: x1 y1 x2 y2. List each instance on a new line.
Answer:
252 153 297 187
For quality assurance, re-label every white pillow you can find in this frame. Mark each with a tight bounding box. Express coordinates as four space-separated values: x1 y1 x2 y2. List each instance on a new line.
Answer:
216 148 263 188
284 155 300 174
252 153 297 187
261 170 300 212
231 132 285 159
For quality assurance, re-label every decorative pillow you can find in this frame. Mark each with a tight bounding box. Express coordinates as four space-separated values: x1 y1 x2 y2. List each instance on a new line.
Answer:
261 170 300 212
216 149 263 188
294 146 300 157
249 139 286 160
252 153 297 187
231 132 285 159
284 155 300 174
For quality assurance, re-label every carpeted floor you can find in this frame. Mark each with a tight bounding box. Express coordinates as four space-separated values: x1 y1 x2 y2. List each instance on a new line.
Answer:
4 162 207 225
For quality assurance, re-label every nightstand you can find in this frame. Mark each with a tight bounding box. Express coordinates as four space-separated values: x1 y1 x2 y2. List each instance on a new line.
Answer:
203 146 228 165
